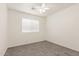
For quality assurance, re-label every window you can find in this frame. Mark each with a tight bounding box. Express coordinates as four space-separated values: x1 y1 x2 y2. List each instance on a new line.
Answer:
22 18 39 32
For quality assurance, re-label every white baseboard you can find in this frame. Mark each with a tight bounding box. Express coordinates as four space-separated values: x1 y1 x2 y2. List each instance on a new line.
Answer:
8 40 45 48
46 40 79 52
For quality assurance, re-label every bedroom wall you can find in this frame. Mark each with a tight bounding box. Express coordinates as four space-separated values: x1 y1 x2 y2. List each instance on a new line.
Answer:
8 9 46 47
47 4 79 51
0 4 8 55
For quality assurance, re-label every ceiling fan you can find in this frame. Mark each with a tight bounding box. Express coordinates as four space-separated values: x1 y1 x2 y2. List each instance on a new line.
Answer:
32 3 50 14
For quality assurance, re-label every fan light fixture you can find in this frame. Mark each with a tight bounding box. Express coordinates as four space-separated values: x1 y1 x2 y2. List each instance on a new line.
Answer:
39 3 49 14
32 3 50 14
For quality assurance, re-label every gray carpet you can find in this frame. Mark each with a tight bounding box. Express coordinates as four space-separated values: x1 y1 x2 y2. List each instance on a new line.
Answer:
5 41 79 56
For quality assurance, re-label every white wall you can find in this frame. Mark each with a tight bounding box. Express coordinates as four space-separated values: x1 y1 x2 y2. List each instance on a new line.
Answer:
0 4 8 55
8 9 46 47
47 4 79 51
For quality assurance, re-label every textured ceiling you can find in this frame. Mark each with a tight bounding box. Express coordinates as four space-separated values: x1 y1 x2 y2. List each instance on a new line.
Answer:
7 3 75 17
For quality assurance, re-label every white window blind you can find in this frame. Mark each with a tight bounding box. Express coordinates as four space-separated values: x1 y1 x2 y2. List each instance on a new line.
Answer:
22 18 39 32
